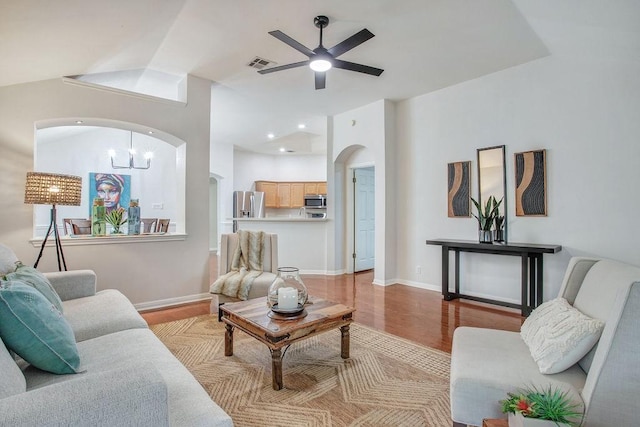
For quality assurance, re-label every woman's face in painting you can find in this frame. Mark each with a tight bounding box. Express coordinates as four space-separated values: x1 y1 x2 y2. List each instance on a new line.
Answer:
97 183 121 208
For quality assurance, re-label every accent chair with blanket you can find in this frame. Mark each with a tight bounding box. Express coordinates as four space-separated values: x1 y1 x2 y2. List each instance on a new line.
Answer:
209 231 278 316
450 256 640 427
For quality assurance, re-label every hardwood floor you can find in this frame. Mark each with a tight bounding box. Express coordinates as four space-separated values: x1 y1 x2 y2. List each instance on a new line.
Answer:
141 255 523 353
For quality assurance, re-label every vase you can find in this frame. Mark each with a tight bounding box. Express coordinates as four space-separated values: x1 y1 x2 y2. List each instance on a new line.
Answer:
493 229 505 242
267 267 308 314
128 199 140 235
478 230 493 244
508 413 570 427
91 198 106 236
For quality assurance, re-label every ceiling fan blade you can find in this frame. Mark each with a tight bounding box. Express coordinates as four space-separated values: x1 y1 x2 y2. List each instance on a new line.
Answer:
327 29 375 58
315 72 326 90
257 60 309 74
268 30 315 57
332 59 384 76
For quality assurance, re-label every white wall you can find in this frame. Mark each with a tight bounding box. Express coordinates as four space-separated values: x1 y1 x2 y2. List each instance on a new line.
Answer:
0 75 212 308
233 150 327 193
394 2 640 303
209 141 234 236
332 100 396 284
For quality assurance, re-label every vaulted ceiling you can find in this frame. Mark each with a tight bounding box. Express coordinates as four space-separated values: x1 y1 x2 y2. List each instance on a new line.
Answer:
1 0 550 154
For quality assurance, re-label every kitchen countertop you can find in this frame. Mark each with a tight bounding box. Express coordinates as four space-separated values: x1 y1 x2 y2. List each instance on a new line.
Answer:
231 217 327 222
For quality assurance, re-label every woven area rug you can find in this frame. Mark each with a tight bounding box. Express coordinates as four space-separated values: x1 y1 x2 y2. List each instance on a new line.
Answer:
151 315 452 426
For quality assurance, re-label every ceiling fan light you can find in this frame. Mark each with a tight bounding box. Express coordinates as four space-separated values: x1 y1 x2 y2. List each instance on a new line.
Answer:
309 59 332 72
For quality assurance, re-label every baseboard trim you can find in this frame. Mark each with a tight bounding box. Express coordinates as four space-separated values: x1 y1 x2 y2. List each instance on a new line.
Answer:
135 293 211 312
394 279 441 293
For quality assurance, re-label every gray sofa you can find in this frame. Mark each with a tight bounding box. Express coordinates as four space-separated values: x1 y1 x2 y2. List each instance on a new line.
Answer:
0 244 233 426
450 257 640 427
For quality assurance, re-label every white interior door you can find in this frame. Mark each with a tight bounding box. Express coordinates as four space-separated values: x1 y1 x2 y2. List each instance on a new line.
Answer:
354 167 375 272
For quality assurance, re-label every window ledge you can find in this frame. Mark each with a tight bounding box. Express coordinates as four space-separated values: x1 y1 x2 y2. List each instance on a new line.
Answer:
30 233 187 247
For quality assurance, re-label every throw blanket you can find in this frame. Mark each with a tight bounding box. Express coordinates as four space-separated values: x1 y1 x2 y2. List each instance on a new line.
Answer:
210 230 265 300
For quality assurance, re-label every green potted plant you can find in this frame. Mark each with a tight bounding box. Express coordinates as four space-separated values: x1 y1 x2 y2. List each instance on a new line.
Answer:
470 195 502 243
105 207 127 234
500 385 583 427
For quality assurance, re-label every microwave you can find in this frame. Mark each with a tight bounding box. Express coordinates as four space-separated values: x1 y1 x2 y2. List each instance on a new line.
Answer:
304 194 327 209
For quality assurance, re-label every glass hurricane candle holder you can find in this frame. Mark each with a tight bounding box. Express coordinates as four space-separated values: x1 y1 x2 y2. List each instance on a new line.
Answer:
267 267 308 314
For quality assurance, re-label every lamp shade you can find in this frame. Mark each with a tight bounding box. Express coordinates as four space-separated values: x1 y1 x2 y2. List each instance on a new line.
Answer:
24 172 82 206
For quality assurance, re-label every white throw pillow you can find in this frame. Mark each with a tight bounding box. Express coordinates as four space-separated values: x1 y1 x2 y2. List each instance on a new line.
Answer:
0 244 19 276
521 297 604 374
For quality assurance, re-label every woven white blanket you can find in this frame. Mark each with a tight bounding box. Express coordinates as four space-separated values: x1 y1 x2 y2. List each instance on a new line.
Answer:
210 230 265 300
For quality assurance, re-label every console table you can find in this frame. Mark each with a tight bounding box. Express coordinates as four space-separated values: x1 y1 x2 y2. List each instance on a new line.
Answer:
426 239 562 316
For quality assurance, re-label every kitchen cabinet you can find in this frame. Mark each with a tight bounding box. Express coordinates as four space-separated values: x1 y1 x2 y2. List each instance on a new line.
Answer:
255 181 277 207
304 182 318 195
277 183 291 207
255 180 327 208
290 183 305 208
304 182 327 195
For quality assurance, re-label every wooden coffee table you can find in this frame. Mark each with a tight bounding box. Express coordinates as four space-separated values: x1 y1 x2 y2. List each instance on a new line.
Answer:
220 296 355 390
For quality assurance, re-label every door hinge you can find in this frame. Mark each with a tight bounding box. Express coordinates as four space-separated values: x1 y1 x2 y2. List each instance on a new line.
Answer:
352 177 356 183
352 252 356 259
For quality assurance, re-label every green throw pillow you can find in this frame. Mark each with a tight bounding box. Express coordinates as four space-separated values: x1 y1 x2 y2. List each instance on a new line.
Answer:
3 262 64 313
0 281 81 374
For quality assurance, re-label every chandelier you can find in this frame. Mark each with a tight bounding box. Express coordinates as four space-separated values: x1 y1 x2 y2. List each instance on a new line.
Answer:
109 131 152 170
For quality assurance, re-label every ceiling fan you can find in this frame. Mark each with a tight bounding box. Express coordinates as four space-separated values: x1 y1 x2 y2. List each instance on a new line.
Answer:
258 15 384 90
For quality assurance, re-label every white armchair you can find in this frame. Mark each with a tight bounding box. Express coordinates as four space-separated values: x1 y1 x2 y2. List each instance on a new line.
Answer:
210 232 278 317
450 257 640 427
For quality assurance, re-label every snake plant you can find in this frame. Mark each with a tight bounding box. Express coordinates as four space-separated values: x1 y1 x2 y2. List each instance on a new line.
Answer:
471 196 503 231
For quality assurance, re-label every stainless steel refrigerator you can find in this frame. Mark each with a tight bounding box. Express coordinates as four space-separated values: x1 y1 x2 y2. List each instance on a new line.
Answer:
233 191 265 231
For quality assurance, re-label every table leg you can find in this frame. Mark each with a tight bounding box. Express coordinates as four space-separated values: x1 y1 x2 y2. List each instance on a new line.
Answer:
529 255 536 313
271 348 283 390
454 249 460 295
442 246 454 300
341 325 350 359
521 254 529 316
536 255 544 307
224 324 234 356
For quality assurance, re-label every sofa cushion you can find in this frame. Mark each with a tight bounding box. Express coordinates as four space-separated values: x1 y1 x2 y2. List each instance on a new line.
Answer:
0 244 19 276
62 289 148 342
450 326 585 426
0 337 26 398
0 281 81 374
23 329 233 426
521 298 604 374
4 263 64 313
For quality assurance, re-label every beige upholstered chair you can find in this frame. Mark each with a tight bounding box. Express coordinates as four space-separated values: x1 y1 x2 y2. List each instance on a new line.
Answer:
156 219 170 233
67 219 91 235
209 232 278 317
63 218 90 235
140 218 158 233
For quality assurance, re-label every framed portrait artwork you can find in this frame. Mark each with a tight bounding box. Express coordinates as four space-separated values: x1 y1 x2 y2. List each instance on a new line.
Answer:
514 149 547 216
447 161 471 217
88 173 131 216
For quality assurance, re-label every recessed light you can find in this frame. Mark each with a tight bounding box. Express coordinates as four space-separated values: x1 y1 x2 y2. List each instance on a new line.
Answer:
148 131 154 134
298 123 306 129
267 133 275 139
279 147 286 152
75 120 83 124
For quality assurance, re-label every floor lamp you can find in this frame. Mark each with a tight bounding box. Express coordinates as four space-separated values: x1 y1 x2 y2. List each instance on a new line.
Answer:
24 172 82 271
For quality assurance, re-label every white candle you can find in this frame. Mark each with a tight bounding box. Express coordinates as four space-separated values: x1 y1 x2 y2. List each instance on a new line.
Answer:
277 287 298 309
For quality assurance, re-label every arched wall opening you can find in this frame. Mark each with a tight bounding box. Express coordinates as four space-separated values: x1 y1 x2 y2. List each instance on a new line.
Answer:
334 144 375 274
34 118 186 236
